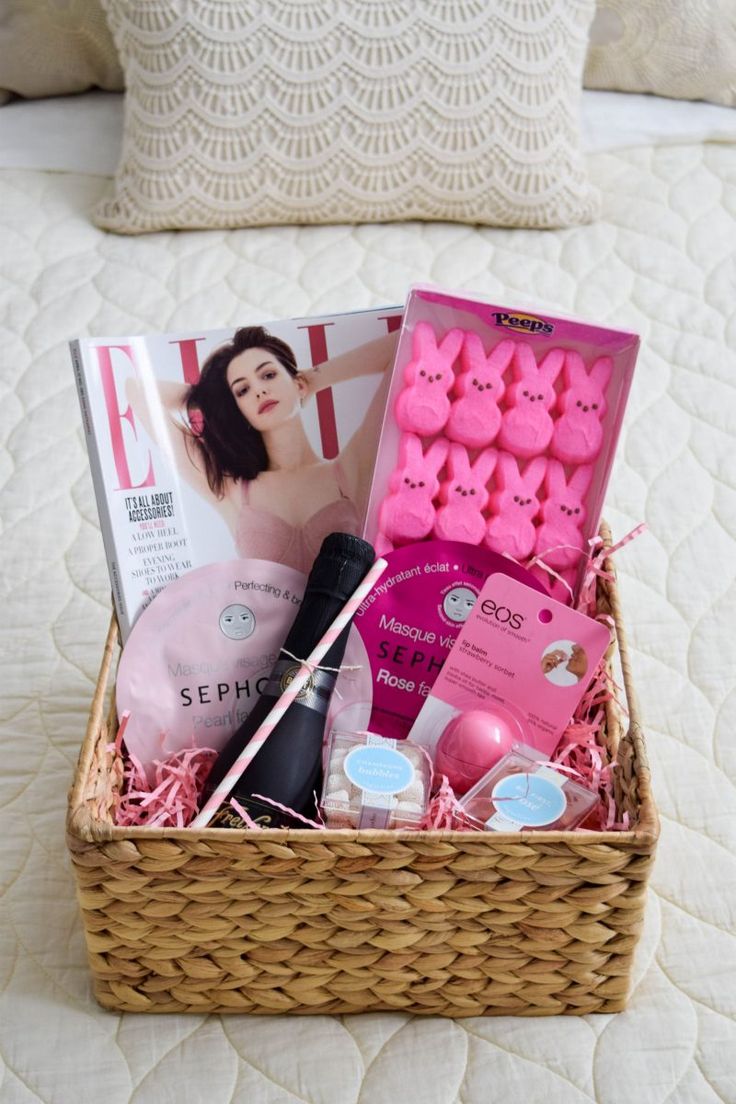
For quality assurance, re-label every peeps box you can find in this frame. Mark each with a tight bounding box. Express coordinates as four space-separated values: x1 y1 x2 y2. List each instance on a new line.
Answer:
362 285 640 602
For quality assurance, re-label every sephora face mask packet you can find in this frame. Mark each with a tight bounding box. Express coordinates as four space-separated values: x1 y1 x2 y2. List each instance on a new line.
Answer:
329 539 544 740
116 558 306 776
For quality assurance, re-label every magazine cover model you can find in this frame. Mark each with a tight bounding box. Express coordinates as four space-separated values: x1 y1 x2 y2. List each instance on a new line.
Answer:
71 307 402 640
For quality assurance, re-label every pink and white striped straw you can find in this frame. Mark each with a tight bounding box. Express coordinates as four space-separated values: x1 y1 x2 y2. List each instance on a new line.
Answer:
191 555 388 828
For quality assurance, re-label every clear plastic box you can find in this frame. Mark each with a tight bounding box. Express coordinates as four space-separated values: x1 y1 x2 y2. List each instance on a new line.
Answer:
457 743 599 832
320 730 432 830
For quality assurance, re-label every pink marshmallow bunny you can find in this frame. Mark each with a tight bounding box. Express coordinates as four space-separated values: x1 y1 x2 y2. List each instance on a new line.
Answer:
498 344 564 459
551 351 612 465
534 460 593 570
485 451 546 561
434 444 497 545
394 321 464 437
378 432 449 547
446 332 512 449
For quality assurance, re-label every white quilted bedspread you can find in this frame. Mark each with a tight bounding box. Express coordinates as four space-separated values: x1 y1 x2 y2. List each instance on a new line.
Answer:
1 142 735 1103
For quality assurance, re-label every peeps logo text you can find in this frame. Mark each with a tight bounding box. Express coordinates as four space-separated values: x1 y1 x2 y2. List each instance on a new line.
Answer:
492 312 554 335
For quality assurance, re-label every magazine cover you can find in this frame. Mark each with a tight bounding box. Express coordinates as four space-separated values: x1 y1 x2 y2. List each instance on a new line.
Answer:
71 307 402 640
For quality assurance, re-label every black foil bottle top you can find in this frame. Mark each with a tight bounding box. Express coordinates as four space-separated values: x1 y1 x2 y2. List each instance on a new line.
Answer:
281 532 376 665
303 532 375 602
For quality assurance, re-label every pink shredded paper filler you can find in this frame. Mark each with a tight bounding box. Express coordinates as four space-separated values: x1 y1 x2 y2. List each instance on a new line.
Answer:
109 713 217 828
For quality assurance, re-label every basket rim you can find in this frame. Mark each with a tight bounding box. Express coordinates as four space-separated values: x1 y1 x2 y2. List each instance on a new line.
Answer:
67 819 660 847
67 523 660 851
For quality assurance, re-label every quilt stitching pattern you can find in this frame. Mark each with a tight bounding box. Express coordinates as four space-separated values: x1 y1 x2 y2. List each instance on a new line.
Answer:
0 142 734 1102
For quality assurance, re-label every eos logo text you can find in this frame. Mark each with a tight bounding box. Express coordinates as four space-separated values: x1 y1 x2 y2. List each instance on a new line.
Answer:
492 312 554 335
480 598 525 630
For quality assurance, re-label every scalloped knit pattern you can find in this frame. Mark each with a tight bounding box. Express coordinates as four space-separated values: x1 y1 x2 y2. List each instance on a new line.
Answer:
96 0 599 233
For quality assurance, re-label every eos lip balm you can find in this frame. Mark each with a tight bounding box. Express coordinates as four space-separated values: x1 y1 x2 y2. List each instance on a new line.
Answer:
434 708 522 795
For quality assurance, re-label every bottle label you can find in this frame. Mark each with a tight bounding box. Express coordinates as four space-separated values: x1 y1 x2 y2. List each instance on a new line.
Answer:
262 659 337 717
208 794 289 830
486 770 567 830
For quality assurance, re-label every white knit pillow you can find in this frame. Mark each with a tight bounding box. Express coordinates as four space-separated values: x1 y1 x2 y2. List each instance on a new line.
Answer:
96 0 599 234
585 0 736 106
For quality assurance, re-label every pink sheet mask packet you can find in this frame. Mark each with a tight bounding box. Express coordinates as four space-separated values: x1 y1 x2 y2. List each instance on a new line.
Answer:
328 539 544 741
362 285 640 602
407 572 611 763
116 558 307 777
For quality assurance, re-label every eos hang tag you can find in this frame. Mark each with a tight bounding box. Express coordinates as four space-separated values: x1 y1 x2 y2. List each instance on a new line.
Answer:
329 539 545 741
408 573 611 761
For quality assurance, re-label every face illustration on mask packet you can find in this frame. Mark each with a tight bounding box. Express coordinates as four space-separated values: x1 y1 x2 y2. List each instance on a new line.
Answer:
116 558 307 778
407 572 611 761
218 603 257 640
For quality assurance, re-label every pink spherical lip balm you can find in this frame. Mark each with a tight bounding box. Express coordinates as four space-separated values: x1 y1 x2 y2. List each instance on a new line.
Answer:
434 708 524 796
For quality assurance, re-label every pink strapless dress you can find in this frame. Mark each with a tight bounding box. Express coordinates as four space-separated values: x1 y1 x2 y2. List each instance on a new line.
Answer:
234 461 361 575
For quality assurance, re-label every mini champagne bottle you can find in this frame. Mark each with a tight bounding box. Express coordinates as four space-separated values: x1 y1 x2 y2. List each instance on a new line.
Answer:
200 532 375 828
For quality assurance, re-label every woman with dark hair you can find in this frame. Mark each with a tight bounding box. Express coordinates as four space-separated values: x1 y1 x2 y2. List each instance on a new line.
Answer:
127 325 398 573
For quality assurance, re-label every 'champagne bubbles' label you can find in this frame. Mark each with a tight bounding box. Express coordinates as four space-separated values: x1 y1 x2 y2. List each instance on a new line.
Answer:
344 744 414 795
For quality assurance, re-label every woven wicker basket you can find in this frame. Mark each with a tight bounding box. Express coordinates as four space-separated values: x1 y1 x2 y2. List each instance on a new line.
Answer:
67 527 659 1016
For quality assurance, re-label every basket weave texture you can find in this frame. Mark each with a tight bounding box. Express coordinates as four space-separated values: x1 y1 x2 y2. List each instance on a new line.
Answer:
66 528 659 1016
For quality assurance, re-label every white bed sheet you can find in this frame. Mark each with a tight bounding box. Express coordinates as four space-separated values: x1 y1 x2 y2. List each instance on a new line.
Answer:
0 101 735 1103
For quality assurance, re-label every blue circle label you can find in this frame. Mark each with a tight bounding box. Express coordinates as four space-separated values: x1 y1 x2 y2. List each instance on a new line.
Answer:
344 745 414 795
491 772 567 827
